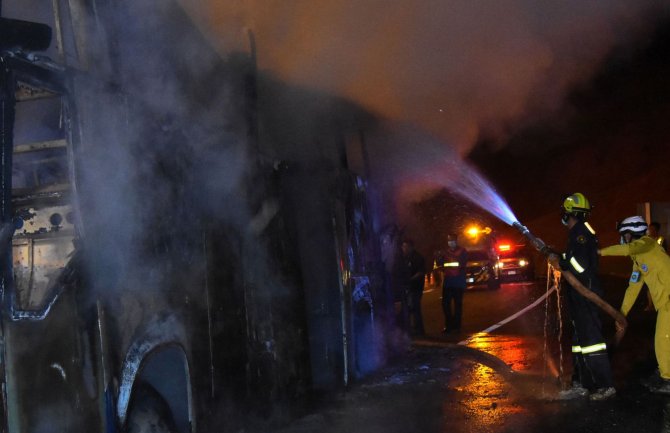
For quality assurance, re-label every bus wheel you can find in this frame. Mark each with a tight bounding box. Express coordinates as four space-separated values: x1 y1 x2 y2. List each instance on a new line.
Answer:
126 382 178 433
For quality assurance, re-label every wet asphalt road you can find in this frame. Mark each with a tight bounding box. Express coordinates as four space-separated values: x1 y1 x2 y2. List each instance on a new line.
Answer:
270 276 668 433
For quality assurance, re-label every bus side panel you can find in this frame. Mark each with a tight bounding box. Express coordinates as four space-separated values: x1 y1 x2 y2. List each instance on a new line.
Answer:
4 290 99 433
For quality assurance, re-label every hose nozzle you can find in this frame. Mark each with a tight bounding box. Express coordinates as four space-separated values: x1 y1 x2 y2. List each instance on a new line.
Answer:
512 221 528 235
512 221 551 256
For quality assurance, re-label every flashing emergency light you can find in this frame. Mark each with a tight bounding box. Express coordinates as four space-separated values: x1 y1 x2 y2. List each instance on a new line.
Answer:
465 226 479 238
497 243 511 252
465 225 492 238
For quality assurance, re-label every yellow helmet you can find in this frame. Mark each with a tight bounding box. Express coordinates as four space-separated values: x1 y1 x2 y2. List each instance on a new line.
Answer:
562 193 591 216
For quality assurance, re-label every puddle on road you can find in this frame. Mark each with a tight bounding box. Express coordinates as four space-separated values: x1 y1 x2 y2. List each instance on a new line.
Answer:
464 333 544 372
463 332 565 389
443 335 560 433
441 332 565 432
446 362 528 433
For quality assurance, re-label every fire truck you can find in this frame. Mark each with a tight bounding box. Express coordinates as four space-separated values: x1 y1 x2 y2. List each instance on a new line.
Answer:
0 1 391 432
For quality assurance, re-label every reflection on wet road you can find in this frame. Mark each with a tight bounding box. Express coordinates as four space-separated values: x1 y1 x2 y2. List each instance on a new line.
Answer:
275 278 663 433
447 362 528 433
465 333 537 372
423 279 565 381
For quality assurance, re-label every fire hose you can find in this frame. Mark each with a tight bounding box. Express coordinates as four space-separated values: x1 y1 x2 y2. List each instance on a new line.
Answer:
512 222 627 344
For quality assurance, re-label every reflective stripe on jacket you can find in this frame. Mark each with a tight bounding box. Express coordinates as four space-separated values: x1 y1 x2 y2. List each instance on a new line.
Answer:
559 221 600 293
572 342 607 354
442 247 467 278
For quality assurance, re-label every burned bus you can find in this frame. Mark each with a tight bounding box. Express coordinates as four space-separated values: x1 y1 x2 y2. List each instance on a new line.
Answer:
0 1 394 432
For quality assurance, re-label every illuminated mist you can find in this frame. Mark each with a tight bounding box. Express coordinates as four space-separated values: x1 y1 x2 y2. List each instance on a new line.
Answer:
438 162 519 226
180 0 668 155
363 122 517 229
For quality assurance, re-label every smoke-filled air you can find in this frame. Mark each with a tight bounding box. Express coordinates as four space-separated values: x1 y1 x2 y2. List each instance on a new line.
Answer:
181 0 667 154
174 0 668 226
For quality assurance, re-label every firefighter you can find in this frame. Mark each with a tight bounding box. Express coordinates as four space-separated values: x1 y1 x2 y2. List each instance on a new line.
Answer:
441 233 468 334
556 193 616 400
599 216 670 394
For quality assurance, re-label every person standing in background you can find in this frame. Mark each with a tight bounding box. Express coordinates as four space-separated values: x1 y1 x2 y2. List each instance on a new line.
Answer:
441 233 468 334
400 239 426 336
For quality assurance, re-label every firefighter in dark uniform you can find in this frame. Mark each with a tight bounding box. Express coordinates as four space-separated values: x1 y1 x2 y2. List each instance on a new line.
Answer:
556 193 615 401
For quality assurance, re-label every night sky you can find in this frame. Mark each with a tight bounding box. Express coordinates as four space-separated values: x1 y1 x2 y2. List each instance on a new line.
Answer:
470 14 670 249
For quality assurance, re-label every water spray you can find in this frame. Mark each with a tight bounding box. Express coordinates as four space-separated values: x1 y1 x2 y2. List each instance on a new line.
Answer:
433 159 626 339
511 220 627 343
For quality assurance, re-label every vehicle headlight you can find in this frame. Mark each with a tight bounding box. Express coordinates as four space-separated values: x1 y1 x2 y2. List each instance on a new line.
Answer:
519 259 527 267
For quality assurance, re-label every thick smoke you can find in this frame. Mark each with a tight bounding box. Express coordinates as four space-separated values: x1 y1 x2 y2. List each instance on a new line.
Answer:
76 0 249 298
180 0 669 154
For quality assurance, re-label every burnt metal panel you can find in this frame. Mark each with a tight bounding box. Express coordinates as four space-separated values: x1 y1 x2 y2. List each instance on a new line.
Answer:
0 58 15 229
7 56 66 96
0 55 15 433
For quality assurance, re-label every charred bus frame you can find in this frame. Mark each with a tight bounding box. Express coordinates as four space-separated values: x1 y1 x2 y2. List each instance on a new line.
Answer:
0 2 391 433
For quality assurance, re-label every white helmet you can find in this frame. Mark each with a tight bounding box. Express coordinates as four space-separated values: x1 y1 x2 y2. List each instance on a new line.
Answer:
617 216 648 236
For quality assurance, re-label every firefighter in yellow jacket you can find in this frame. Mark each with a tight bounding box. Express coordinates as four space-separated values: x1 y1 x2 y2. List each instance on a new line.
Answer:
599 215 670 394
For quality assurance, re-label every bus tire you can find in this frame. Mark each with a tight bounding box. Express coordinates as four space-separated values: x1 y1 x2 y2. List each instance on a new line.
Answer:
126 381 178 433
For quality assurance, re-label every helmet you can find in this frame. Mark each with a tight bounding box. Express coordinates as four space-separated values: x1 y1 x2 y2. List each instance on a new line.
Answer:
617 216 648 236
561 193 591 225
562 193 591 216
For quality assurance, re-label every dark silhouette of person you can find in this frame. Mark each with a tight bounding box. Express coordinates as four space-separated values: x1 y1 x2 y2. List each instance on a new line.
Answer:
400 239 426 336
